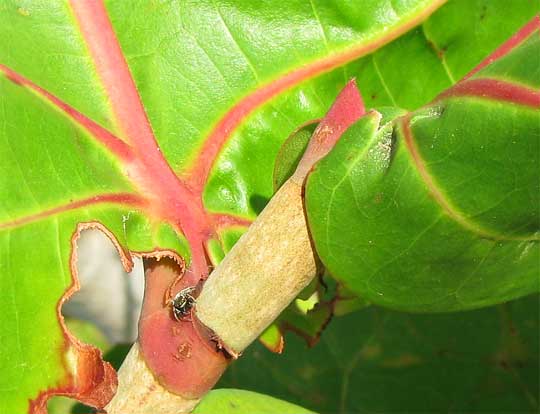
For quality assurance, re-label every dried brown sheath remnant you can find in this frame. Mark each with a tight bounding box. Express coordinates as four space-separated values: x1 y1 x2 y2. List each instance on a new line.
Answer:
30 222 127 414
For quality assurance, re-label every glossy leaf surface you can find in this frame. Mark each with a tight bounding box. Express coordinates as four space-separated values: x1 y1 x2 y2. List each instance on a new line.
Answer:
221 294 539 413
0 0 449 410
0 0 537 411
306 22 540 311
194 389 315 414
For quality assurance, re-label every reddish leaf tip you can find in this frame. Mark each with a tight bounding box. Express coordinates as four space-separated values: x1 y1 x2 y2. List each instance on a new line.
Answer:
293 80 365 181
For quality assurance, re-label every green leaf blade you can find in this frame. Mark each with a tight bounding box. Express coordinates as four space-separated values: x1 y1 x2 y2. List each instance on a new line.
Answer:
221 295 539 413
0 1 115 131
194 389 316 414
306 27 540 311
1 0 536 409
411 99 539 238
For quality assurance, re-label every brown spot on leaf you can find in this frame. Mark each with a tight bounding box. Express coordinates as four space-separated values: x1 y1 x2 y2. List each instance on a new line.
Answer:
480 5 487 20
425 38 447 59
381 353 422 368
360 343 382 360
437 348 450 358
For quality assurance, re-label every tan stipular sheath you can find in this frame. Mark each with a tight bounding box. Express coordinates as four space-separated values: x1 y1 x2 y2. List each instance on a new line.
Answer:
195 80 364 354
195 175 318 353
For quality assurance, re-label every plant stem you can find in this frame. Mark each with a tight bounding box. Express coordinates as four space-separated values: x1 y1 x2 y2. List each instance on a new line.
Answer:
196 177 318 353
104 176 317 413
104 80 364 414
104 343 199 414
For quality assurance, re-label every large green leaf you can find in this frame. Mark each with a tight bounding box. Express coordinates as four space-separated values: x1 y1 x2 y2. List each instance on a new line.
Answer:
0 0 450 411
220 294 539 413
305 24 539 311
194 389 315 414
0 0 536 411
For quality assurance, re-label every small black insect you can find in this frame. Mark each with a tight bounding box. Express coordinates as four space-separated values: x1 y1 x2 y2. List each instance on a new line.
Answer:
169 286 196 321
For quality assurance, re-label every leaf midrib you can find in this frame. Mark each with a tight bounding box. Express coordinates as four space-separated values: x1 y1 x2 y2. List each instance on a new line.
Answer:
400 114 538 242
1 0 450 270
